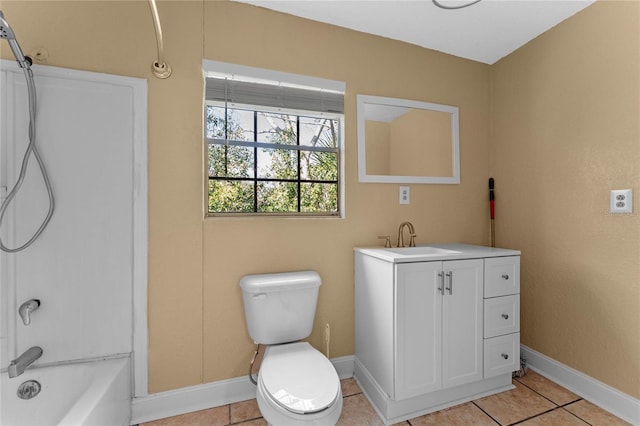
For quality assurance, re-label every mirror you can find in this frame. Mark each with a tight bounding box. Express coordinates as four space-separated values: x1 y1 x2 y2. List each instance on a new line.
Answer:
357 95 460 184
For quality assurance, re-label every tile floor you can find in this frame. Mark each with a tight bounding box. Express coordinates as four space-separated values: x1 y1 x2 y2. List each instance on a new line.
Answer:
140 371 631 426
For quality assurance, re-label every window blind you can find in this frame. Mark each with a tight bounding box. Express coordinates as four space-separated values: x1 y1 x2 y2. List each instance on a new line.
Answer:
205 77 344 114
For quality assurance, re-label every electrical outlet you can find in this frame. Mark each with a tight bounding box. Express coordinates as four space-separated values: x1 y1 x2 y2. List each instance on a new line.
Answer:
610 189 633 213
399 186 410 205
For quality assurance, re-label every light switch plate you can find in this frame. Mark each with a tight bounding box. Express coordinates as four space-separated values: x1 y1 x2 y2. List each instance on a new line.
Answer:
610 189 633 213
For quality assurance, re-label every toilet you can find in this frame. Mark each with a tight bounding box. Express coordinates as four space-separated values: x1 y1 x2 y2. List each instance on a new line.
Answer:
240 271 343 426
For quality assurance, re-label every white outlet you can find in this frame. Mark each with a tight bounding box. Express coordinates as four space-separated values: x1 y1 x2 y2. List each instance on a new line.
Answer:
399 186 410 205
610 189 633 214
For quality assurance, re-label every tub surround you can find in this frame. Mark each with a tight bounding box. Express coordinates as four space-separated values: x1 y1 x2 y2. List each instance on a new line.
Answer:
0 60 147 425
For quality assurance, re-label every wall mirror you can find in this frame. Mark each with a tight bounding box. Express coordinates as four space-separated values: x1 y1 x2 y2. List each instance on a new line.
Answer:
356 95 460 184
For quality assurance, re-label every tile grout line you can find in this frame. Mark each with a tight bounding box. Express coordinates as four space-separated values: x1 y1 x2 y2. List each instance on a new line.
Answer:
470 401 503 425
513 375 598 425
513 376 581 409
560 404 596 426
471 376 579 426
508 406 564 426
504 379 595 426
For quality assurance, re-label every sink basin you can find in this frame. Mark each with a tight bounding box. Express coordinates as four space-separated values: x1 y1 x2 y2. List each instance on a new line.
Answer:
356 243 520 264
383 246 461 256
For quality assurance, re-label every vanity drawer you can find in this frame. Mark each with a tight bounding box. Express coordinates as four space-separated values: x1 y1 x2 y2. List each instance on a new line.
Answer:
484 256 520 298
484 333 520 378
484 295 520 338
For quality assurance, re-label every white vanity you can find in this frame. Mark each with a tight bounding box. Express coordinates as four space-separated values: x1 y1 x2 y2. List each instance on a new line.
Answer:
354 243 521 425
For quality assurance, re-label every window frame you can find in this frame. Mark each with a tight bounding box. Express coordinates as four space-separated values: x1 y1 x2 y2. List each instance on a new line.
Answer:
205 100 344 217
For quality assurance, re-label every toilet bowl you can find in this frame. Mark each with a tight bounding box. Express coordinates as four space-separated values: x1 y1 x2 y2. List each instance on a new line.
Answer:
256 342 342 425
239 271 343 425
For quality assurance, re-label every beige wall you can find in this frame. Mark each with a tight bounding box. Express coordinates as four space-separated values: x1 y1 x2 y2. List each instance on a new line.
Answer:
2 0 636 400
491 0 640 399
1 0 490 393
200 1 490 386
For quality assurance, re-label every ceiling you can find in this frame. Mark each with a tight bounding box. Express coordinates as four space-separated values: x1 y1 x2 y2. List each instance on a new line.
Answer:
231 0 595 64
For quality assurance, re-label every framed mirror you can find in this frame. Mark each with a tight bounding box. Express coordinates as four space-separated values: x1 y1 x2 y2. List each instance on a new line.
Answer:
356 95 460 184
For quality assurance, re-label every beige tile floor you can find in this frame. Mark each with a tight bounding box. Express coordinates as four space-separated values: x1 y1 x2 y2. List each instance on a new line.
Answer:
140 371 631 426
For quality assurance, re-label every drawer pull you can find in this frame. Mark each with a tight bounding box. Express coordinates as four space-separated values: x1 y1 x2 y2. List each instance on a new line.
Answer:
501 353 509 360
445 271 453 295
501 314 509 320
501 274 510 280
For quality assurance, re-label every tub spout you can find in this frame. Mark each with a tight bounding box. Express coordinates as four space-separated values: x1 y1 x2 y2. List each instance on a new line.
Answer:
8 346 43 378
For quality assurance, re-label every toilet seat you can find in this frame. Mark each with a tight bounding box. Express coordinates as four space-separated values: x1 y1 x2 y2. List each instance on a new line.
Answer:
260 342 340 415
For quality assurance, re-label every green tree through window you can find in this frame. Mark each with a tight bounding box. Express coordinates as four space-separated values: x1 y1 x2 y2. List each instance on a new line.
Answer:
206 104 341 215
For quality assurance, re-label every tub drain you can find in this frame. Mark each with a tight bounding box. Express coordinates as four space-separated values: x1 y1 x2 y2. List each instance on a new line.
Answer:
17 380 41 400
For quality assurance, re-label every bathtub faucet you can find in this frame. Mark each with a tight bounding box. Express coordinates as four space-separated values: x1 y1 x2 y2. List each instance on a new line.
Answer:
8 346 43 378
18 299 40 325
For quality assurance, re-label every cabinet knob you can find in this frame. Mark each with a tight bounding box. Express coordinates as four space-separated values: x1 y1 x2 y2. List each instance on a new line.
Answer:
501 353 509 360
501 274 509 280
501 314 509 320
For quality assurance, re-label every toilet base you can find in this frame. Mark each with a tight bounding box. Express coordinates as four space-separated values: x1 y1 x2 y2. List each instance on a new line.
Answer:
257 380 343 426
255 342 343 425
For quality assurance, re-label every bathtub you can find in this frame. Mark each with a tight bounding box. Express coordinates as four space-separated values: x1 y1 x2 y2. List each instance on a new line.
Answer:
1 356 131 426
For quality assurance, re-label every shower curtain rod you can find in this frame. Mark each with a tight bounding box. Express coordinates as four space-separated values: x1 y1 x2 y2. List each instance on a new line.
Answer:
148 0 171 79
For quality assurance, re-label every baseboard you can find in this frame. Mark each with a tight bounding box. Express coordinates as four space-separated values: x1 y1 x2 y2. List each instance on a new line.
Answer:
130 355 354 425
330 354 355 380
132 349 639 425
520 345 640 425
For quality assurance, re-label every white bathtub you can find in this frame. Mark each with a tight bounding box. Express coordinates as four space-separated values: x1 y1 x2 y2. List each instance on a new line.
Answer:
1 357 131 426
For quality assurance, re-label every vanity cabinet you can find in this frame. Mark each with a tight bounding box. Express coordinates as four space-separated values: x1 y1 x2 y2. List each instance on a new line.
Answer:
395 259 483 399
354 244 521 424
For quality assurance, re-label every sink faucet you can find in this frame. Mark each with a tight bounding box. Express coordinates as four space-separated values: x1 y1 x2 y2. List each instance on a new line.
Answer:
397 221 416 248
8 346 43 378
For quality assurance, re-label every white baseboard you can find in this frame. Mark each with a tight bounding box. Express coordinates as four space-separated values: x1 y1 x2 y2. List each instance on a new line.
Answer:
130 355 354 425
520 345 640 425
132 349 640 425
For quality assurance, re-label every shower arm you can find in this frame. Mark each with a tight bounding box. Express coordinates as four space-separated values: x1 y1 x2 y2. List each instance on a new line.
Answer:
147 0 171 79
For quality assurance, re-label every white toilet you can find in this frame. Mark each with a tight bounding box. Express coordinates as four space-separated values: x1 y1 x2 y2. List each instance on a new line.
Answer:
240 271 343 426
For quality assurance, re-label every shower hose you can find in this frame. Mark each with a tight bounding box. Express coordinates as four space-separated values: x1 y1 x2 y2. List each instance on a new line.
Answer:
0 65 55 253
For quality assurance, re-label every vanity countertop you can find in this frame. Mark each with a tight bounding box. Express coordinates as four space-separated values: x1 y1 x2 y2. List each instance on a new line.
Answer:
354 243 520 263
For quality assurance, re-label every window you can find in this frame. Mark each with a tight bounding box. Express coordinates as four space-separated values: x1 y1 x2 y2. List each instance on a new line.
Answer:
204 63 344 217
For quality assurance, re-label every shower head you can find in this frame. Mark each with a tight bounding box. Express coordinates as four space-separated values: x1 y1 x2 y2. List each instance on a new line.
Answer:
0 11 16 38
0 11 31 69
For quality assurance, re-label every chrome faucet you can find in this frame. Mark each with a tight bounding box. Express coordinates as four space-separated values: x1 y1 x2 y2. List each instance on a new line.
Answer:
397 221 416 247
8 346 43 378
18 299 40 326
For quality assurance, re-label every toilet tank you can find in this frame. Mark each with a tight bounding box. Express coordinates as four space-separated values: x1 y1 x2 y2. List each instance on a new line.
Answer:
240 271 321 345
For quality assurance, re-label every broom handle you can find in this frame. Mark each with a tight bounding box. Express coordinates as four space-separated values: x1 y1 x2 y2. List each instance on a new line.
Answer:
489 178 495 247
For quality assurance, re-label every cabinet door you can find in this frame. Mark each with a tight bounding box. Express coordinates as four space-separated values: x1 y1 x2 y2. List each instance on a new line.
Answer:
442 259 484 389
395 262 442 399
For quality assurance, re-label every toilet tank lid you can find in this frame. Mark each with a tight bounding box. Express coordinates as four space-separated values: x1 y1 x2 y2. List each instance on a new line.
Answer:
240 271 321 293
